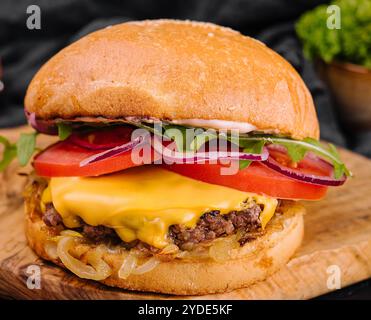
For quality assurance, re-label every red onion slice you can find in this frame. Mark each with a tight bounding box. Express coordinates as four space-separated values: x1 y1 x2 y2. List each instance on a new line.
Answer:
153 136 268 163
261 148 346 186
25 111 58 135
79 136 143 167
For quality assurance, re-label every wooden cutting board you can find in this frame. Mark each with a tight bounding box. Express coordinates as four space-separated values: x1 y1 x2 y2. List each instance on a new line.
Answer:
0 126 371 300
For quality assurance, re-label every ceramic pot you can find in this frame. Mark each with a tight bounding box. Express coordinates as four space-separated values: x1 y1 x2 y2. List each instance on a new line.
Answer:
316 60 371 131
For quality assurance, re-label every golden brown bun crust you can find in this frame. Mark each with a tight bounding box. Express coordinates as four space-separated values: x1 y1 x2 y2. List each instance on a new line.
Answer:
25 202 304 295
25 19 318 139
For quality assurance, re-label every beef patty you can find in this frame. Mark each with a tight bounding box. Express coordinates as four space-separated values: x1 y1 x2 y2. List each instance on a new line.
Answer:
42 201 263 250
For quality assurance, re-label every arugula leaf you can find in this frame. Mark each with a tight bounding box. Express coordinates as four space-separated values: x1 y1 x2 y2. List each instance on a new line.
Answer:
0 132 39 171
128 122 158 135
328 143 350 179
239 159 251 170
163 125 190 152
190 131 218 151
275 141 307 163
0 136 17 171
128 121 191 151
57 123 72 141
239 140 265 170
303 137 322 148
238 135 351 178
16 132 37 166
125 121 351 178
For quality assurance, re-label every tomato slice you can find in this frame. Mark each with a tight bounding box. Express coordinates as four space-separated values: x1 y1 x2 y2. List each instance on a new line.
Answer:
69 126 134 150
33 125 328 200
33 141 157 177
267 147 334 177
163 161 328 200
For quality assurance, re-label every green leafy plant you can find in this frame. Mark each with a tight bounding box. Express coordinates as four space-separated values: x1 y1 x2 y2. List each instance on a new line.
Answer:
296 0 371 68
0 132 38 170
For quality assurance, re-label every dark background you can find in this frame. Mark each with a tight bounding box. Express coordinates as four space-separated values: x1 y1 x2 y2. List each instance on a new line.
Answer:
0 0 370 299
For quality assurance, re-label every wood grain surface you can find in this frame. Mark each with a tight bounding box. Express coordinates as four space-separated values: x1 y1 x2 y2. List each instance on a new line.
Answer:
0 126 371 300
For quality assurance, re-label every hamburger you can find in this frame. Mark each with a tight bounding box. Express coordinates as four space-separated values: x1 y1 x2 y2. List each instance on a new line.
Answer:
2 20 350 295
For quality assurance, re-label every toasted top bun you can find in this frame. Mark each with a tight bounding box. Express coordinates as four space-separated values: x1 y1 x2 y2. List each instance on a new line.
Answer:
25 19 319 139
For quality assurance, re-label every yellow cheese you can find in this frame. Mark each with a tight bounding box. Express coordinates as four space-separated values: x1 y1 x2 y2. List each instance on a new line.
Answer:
43 166 277 248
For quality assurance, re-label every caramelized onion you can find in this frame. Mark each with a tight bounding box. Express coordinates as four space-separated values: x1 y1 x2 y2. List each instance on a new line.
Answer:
208 238 239 262
57 237 112 280
60 230 83 237
160 244 179 255
118 254 137 279
132 257 160 275
44 241 58 259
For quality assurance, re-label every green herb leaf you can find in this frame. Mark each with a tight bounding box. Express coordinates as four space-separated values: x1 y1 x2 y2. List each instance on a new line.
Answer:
1 132 40 171
16 132 37 166
276 142 307 163
126 121 351 178
238 134 351 178
190 131 218 151
303 137 322 148
57 123 72 141
0 136 17 171
328 143 350 179
163 125 189 152
239 159 251 170
239 140 265 170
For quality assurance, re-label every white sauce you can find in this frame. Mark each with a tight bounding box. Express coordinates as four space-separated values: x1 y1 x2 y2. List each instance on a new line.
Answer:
170 119 257 133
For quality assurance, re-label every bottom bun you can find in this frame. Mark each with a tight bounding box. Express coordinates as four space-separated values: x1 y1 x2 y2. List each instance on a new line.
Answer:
25 202 304 295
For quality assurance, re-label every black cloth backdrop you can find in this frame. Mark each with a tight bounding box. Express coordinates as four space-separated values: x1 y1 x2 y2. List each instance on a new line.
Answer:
2 0 370 158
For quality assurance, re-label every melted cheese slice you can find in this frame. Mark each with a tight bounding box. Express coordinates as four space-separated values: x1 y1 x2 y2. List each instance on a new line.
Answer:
43 166 277 248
